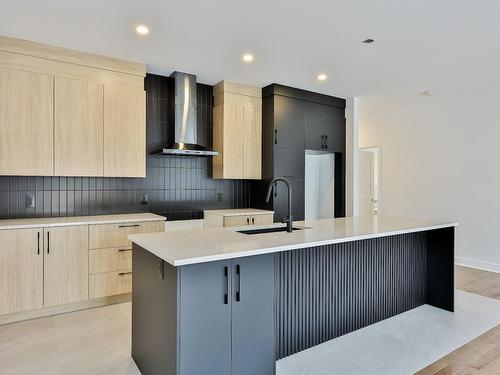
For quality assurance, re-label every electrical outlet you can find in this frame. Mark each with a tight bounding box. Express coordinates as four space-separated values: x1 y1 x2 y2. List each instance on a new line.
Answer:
25 194 35 208
140 194 148 205
217 192 223 202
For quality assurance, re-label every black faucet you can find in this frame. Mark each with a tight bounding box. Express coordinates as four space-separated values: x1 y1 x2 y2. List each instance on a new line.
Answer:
265 177 293 233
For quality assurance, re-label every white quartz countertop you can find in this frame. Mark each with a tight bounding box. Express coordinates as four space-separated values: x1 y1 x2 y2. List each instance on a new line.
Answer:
0 213 165 230
204 208 274 216
129 216 458 266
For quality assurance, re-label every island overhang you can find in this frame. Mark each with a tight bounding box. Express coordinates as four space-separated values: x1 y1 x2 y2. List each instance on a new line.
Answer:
128 216 458 266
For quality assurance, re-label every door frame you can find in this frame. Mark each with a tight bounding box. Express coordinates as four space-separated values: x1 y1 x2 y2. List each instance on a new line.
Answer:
358 144 382 215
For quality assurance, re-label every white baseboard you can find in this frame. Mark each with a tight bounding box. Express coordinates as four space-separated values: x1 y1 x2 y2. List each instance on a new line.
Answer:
455 257 500 274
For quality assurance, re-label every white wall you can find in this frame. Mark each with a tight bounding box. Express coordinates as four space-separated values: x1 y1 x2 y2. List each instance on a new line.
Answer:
360 90 500 273
345 97 360 216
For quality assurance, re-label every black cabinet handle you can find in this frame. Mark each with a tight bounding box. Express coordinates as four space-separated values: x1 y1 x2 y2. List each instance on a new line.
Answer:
47 231 50 254
246 217 250 225
118 224 140 228
251 217 255 225
118 248 132 252
235 264 241 302
324 135 328 148
223 266 229 305
37 232 40 255
274 129 277 145
118 271 132 276
274 182 277 197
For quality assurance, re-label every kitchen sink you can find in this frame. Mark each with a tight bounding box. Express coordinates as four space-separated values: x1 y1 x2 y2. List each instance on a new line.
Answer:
237 226 302 235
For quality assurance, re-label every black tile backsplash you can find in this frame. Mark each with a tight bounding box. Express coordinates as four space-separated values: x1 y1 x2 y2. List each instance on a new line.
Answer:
0 74 250 221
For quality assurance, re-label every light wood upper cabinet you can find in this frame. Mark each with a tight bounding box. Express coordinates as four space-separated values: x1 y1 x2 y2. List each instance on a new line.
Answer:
104 84 146 177
214 102 244 179
54 77 104 176
43 226 89 307
0 68 54 176
213 81 262 180
243 104 262 179
0 35 146 178
0 228 43 315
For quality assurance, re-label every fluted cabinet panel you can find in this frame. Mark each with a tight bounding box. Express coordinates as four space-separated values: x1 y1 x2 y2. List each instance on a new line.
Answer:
275 232 427 359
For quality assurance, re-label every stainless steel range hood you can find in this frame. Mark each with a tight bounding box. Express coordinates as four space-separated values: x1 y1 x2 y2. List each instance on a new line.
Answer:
153 71 218 156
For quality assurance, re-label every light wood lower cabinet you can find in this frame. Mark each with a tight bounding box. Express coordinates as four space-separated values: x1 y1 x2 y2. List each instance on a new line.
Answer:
223 214 273 227
89 271 132 299
88 220 165 298
89 247 132 274
204 210 274 228
0 215 165 317
43 226 89 307
0 229 43 315
89 221 165 249
251 214 274 226
223 215 252 227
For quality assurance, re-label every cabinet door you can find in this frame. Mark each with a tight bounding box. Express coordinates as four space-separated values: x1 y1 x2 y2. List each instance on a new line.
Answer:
224 215 250 227
274 147 305 179
104 84 146 177
179 261 232 375
0 68 53 175
251 214 274 226
232 254 275 375
243 104 262 179
0 228 43 314
54 77 104 176
43 226 89 307
305 102 326 150
223 102 244 178
324 106 345 153
273 96 305 148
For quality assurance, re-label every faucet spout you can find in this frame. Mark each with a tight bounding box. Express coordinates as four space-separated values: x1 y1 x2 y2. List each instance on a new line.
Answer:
265 177 293 233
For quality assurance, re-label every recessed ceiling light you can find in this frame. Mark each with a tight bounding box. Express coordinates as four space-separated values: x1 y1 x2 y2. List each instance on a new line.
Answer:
317 73 327 81
136 25 149 35
421 90 433 96
242 54 254 62
363 38 375 44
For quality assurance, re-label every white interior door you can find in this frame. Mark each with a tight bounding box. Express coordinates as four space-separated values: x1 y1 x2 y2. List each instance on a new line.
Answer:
358 150 375 216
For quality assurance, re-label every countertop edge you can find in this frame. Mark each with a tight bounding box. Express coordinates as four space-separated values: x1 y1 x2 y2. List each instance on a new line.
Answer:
204 209 275 217
0 213 166 230
130 222 458 267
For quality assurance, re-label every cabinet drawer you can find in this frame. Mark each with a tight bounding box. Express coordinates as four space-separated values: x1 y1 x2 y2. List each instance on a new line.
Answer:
89 221 164 249
89 270 132 298
89 247 132 274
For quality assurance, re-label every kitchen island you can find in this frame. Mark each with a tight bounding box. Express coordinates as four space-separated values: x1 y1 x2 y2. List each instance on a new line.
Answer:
129 216 457 375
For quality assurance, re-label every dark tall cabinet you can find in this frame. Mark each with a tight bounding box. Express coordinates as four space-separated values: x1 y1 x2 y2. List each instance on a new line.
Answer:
251 84 346 220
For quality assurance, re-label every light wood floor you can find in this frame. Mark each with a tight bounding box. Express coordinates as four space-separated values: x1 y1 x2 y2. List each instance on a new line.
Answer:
416 324 500 375
416 265 500 375
455 265 500 300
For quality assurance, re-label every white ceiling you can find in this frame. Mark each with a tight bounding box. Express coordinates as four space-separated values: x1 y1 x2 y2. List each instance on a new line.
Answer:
2 0 500 113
